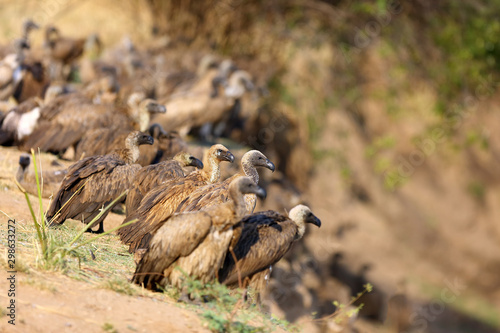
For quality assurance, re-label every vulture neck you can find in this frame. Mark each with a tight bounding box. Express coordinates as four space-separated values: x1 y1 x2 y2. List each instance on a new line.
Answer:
228 188 247 219
295 222 306 241
241 159 259 184
130 105 150 132
16 166 26 183
203 155 221 184
123 137 140 164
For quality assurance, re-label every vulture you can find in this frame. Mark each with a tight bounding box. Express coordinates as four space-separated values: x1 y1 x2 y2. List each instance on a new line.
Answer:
73 98 166 160
132 176 267 291
0 39 30 101
152 59 243 136
21 92 164 155
45 131 154 234
0 19 39 58
16 154 67 198
176 150 275 214
218 205 321 298
118 144 234 254
0 86 64 146
45 25 86 80
125 151 204 214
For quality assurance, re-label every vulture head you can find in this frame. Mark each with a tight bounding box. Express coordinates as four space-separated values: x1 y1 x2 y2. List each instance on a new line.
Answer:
140 99 166 114
173 152 204 169
19 154 30 170
288 205 321 239
22 19 39 36
45 26 60 44
148 123 168 139
243 150 275 172
224 70 254 98
209 144 235 163
230 177 267 201
126 131 154 148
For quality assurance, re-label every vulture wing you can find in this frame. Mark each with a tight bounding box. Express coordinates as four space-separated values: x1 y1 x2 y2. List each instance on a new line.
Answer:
132 210 212 289
219 210 297 286
47 155 139 225
125 160 185 214
119 171 206 252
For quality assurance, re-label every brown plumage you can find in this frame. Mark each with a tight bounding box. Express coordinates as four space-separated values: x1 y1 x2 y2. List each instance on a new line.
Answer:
125 152 204 215
118 144 235 253
0 39 29 101
45 25 85 80
176 150 275 214
218 205 321 295
152 59 244 136
45 131 154 234
132 177 266 291
73 98 167 161
16 154 67 199
21 92 163 155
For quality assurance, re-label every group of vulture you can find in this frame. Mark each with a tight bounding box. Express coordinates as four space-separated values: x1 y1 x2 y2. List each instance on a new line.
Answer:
1 20 321 299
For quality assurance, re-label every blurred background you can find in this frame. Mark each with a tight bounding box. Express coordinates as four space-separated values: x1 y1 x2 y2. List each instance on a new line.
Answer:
1 0 500 332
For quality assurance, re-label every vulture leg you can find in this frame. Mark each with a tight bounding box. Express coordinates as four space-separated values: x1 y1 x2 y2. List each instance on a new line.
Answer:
87 221 104 234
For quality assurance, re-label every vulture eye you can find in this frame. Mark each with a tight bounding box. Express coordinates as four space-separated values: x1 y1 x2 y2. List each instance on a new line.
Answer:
217 149 222 154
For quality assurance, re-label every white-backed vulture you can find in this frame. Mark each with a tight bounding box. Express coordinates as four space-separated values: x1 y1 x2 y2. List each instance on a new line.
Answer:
0 98 42 146
16 154 67 198
218 205 321 296
45 25 86 80
152 60 243 136
0 20 39 58
0 39 29 101
73 99 166 160
132 177 267 291
125 152 204 214
45 131 154 234
0 86 64 146
118 144 234 253
176 150 275 214
21 92 164 155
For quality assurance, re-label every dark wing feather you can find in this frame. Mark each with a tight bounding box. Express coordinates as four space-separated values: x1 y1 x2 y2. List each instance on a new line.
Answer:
125 160 185 214
47 155 139 226
118 171 207 252
219 210 297 286
132 211 212 289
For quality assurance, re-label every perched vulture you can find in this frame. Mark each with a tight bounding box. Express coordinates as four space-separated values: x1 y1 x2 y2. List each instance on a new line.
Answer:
118 144 234 254
74 99 166 160
21 92 164 155
218 205 321 297
0 39 30 101
125 151 204 214
0 85 65 146
16 154 67 198
132 176 267 291
0 98 41 146
176 150 275 214
45 131 154 234
0 19 39 58
45 25 86 80
152 59 244 136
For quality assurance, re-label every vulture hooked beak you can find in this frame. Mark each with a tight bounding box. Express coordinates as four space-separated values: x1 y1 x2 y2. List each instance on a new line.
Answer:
146 102 167 114
189 156 204 169
139 134 154 146
254 186 267 200
217 150 235 163
307 214 322 228
19 155 30 169
265 159 275 172
27 21 40 31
